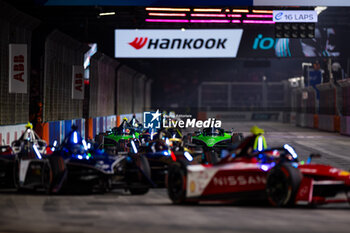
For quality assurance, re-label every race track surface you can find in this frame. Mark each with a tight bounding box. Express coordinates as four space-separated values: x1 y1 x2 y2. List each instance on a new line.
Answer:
1 122 349 233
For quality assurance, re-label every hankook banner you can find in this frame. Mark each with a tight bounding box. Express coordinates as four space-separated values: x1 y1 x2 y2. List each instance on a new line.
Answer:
115 29 243 58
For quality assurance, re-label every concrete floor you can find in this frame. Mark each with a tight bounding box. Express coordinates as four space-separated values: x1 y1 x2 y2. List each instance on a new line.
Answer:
0 122 349 233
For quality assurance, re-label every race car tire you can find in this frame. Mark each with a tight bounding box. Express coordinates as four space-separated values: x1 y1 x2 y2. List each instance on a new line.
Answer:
129 156 150 195
13 159 20 189
49 156 67 193
167 161 187 204
42 161 53 194
266 163 302 207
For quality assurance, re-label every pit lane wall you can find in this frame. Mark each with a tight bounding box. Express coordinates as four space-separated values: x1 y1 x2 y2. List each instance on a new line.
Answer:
292 78 350 136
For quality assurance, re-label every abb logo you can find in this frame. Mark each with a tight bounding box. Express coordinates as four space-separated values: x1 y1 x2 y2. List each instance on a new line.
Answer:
129 37 148 49
74 73 83 92
13 55 25 82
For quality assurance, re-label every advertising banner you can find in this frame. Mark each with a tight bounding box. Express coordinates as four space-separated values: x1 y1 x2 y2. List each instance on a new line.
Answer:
72 65 84 99
115 29 243 58
9 44 27 94
237 27 341 58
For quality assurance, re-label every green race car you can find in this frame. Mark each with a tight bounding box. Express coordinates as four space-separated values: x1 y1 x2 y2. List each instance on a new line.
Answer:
102 119 140 153
189 127 244 162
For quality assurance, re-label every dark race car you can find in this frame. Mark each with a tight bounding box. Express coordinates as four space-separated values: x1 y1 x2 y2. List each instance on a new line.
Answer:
188 127 244 160
129 114 144 134
0 123 52 192
167 132 350 207
137 132 217 188
50 126 152 194
97 118 141 154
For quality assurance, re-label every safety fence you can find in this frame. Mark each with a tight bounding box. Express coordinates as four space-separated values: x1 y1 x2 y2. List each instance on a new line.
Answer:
198 81 287 111
43 30 88 122
291 78 350 135
0 2 151 145
88 53 119 118
0 1 39 125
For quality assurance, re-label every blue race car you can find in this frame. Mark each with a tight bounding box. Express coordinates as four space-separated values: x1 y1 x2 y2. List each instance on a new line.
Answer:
50 126 152 194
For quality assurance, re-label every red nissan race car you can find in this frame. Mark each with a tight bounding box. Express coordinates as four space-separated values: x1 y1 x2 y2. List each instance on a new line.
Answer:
167 136 350 207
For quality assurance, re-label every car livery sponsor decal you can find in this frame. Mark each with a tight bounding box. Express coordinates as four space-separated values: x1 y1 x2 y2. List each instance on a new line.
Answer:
187 165 219 198
212 175 266 187
186 162 262 198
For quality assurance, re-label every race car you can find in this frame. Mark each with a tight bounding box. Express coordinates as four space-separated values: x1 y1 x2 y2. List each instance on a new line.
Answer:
139 128 158 144
137 128 221 188
129 114 144 133
167 131 350 207
187 127 244 162
99 118 141 153
190 127 244 148
0 123 52 192
50 126 151 194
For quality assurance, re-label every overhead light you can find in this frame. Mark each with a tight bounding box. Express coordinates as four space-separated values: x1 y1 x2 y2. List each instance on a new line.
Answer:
145 7 190 12
193 8 222 12
99 12 116 16
228 14 242 18
148 13 187 17
145 19 189 23
252 10 273 14
190 19 230 23
246 14 273 18
243 20 275 24
191 13 226 17
181 28 186 31
232 9 249 13
315 6 327 15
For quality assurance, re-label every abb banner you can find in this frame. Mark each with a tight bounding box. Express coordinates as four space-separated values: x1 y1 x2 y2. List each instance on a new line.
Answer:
72 65 84 99
115 29 243 58
9 44 27 93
